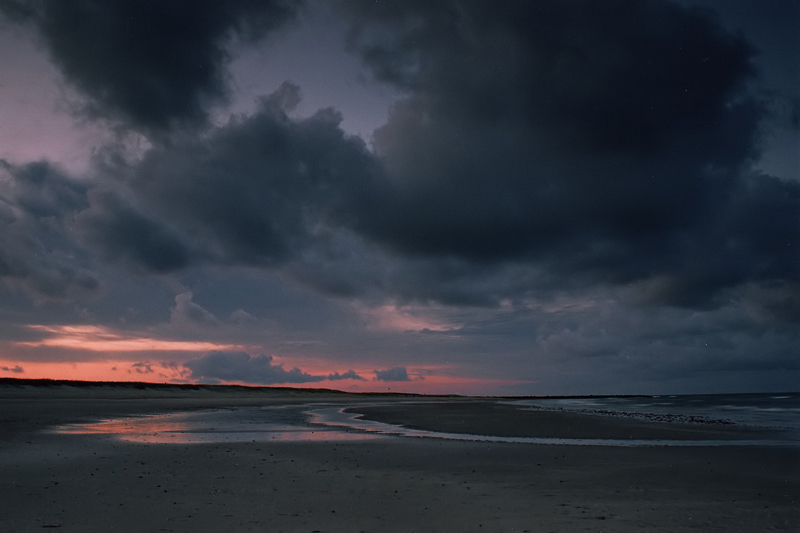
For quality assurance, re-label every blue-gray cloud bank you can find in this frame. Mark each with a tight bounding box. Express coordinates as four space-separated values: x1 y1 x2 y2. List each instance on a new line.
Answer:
183 351 364 385
374 367 411 382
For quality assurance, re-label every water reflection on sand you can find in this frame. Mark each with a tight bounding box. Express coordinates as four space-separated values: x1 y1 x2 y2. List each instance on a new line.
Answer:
57 404 388 444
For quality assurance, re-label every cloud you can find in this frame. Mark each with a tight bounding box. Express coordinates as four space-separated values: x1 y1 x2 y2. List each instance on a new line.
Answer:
76 189 192 273
90 82 381 271
230 309 258 325
1 365 24 373
0 0 796 395
3 159 88 217
327 369 365 381
740 282 800 325
374 366 410 382
67 0 797 310
0 0 305 133
356 301 461 332
170 292 222 328
182 350 364 384
15 324 246 353
0 160 100 300
339 0 798 307
130 362 154 374
525 291 800 392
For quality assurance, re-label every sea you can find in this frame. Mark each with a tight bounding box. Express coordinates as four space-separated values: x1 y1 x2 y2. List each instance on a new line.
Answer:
509 392 800 431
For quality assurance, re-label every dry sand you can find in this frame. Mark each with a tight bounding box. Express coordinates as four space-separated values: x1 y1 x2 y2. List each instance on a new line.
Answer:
1 382 798 532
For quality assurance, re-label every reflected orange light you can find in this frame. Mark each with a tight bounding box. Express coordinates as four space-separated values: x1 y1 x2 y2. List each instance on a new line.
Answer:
59 414 192 436
17 324 246 352
58 414 385 443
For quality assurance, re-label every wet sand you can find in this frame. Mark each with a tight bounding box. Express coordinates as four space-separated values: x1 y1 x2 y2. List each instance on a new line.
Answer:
1 383 798 532
345 400 787 441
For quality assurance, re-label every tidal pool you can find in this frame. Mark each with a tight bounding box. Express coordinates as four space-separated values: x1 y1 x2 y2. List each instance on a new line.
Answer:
56 403 388 444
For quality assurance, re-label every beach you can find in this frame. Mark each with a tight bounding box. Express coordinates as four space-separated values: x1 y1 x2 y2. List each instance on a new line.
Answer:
1 382 798 532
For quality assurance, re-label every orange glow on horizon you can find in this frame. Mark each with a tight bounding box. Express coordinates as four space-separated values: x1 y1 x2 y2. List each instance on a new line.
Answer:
0 360 176 383
2 325 532 395
0 358 527 395
0 360 190 383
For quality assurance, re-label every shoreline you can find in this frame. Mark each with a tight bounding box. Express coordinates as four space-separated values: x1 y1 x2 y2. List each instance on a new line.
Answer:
344 400 795 442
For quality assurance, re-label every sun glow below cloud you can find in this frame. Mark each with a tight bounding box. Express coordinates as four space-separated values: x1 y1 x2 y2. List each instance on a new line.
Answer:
17 325 247 353
355 303 461 333
0 355 520 395
1 325 532 395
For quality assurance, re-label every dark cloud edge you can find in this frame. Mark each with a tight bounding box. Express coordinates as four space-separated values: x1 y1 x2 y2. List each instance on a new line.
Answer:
0 0 307 135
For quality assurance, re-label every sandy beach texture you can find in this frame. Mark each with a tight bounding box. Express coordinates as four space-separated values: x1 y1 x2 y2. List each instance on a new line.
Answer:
1 382 798 532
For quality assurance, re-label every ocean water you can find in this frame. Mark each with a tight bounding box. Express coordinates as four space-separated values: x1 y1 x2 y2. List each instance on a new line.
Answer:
508 393 800 430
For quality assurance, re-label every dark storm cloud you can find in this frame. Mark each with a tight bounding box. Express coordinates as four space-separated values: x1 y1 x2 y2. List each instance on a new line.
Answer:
76 189 193 273
0 0 304 132
101 82 380 270
5 159 88 218
340 0 798 307
183 350 363 384
373 367 410 382
345 0 756 152
0 160 100 300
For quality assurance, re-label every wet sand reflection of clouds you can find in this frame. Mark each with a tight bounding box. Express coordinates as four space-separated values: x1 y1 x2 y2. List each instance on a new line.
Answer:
56 406 389 444
58 414 192 437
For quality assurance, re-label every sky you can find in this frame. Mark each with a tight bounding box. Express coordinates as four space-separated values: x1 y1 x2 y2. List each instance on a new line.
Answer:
0 0 797 396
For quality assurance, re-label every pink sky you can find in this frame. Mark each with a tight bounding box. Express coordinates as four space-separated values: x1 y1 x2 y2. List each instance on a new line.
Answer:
0 323 524 394
0 358 521 395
